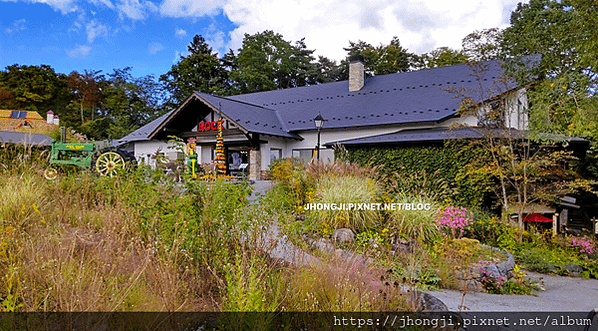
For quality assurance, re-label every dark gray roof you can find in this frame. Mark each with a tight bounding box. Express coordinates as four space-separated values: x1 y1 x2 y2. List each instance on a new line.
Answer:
0 131 52 146
133 59 518 141
228 60 514 131
114 111 174 145
327 127 588 147
326 127 487 146
196 93 299 139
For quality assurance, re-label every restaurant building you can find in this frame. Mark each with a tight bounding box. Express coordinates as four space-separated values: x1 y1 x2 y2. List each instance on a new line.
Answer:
115 56 530 181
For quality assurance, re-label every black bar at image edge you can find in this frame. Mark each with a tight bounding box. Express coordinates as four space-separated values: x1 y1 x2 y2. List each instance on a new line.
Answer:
0 311 596 331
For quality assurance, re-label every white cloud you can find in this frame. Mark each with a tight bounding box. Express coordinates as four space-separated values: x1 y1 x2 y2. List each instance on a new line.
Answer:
204 23 226 53
85 19 109 43
66 44 92 58
19 0 79 14
116 0 157 20
4 19 27 33
172 49 189 63
219 0 523 61
89 0 115 9
175 28 187 38
149 41 164 54
159 0 226 18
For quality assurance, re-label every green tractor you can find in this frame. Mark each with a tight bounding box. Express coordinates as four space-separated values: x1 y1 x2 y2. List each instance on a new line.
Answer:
44 127 136 180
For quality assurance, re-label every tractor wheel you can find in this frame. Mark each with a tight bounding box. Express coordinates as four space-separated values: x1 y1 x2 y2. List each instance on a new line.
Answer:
92 148 128 177
44 167 59 180
121 150 138 166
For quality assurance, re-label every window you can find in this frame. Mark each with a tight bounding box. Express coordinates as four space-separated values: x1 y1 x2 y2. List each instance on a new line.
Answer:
270 148 282 163
292 149 315 163
10 111 27 119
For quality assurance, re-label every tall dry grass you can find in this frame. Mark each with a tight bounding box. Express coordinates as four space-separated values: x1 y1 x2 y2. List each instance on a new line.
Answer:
0 166 218 312
309 175 381 231
278 257 417 312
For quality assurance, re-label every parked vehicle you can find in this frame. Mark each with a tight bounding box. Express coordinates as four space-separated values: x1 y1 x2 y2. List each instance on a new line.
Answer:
44 127 136 180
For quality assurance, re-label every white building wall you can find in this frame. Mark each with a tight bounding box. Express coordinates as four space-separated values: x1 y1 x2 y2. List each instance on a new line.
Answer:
505 88 528 130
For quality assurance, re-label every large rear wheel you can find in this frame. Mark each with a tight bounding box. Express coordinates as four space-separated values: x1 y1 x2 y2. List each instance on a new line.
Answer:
44 167 58 180
92 149 127 177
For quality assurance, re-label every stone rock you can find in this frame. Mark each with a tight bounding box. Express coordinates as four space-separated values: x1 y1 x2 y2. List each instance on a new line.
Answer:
390 237 417 254
332 228 355 243
560 264 583 277
419 292 449 312
313 238 335 253
454 277 485 293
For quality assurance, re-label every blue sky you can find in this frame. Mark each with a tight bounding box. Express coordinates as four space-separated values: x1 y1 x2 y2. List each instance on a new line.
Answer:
0 0 525 79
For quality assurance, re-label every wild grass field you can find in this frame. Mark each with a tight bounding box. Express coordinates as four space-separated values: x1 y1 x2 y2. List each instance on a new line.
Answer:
0 146 419 313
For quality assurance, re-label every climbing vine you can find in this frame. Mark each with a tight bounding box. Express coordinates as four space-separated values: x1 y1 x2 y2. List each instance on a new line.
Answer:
343 141 492 208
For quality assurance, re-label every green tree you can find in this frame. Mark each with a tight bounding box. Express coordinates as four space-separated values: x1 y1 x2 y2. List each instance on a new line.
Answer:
502 0 580 81
344 37 411 75
160 35 228 104
0 64 70 114
230 31 316 93
412 47 469 69
313 55 346 83
462 28 504 62
502 0 598 178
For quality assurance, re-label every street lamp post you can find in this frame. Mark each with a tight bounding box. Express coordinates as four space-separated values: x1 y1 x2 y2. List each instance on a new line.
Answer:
314 113 326 161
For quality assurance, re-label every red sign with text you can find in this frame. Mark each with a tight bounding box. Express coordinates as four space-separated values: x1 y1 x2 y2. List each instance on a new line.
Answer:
198 120 223 132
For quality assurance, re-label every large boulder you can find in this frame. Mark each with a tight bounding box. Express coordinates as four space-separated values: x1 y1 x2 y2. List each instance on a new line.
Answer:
332 228 355 243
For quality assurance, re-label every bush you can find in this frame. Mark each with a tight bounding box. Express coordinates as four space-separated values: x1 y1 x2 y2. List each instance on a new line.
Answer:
307 175 381 232
279 259 414 311
436 205 473 239
516 248 556 273
385 193 440 243
566 235 596 255
269 158 314 212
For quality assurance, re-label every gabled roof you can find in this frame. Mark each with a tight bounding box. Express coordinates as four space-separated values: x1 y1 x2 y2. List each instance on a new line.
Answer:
114 111 174 145
228 60 514 131
124 59 518 142
0 130 52 146
0 109 48 131
192 92 300 139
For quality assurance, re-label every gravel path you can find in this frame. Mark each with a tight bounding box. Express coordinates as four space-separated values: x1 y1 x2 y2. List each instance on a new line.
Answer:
427 271 598 312
249 180 322 266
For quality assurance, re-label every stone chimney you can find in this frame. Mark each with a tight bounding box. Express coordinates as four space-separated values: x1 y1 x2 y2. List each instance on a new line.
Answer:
46 110 54 124
349 54 365 92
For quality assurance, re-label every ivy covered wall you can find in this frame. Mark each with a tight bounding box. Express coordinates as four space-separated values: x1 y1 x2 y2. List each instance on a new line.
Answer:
344 141 492 208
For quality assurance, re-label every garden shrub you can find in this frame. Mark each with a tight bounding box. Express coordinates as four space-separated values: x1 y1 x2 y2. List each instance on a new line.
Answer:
436 205 473 239
516 248 556 273
270 158 315 212
566 235 596 255
380 169 456 203
385 193 440 243
307 175 381 232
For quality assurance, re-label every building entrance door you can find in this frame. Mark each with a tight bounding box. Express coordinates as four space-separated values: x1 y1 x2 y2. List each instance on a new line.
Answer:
227 146 250 177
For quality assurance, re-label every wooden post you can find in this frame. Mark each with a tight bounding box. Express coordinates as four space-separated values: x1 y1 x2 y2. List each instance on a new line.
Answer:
552 214 558 236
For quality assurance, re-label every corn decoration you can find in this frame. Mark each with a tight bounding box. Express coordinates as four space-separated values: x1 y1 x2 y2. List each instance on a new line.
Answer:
215 118 226 177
